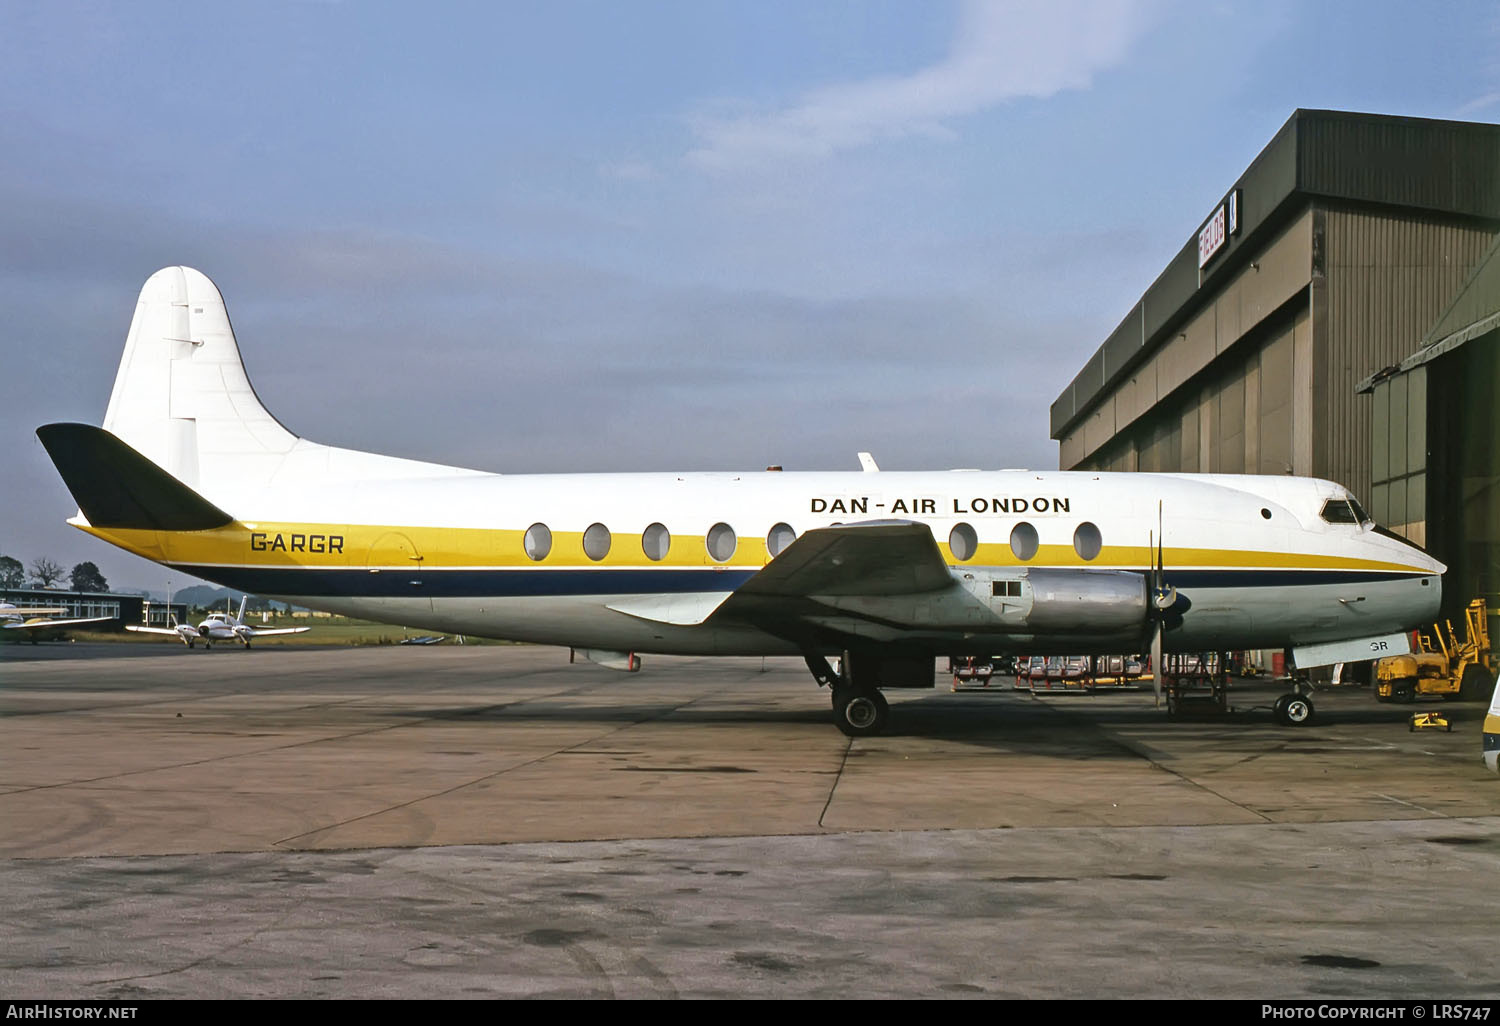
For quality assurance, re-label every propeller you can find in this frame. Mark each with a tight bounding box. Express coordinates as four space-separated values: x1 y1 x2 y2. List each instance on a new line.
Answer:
1147 501 1177 708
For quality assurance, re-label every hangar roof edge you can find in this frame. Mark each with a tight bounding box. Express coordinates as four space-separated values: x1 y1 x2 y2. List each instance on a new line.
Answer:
1050 109 1500 442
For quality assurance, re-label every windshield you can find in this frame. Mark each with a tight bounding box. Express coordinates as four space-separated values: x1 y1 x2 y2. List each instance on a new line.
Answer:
1319 498 1372 526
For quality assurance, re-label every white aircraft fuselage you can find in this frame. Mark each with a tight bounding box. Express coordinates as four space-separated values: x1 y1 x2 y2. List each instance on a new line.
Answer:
77 468 1438 658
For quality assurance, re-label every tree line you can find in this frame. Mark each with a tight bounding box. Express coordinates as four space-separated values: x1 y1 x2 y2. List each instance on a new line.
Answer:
0 553 109 593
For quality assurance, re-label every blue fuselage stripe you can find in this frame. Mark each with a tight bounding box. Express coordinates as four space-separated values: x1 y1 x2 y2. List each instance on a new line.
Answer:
168 565 759 598
165 564 1424 599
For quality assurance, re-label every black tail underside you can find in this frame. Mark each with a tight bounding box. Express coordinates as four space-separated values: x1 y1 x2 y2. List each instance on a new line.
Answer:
36 423 234 531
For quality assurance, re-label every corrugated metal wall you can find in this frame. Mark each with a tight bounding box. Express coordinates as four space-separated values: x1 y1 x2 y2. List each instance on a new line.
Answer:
1073 304 1305 478
1317 206 1495 502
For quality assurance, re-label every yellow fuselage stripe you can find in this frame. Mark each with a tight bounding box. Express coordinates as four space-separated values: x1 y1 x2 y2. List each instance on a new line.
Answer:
78 522 1431 575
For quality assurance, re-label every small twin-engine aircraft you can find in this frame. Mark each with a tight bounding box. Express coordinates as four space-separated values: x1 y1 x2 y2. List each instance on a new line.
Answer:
1 602 114 636
38 268 1444 734
126 595 309 648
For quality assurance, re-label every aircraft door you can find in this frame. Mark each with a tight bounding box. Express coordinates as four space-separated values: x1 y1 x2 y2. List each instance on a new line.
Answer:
365 531 432 614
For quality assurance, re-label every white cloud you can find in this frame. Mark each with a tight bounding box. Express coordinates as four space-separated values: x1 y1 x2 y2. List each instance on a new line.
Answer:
688 0 1153 170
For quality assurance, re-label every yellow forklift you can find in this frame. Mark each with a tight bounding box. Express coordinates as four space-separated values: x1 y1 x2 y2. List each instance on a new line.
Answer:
1375 599 1494 703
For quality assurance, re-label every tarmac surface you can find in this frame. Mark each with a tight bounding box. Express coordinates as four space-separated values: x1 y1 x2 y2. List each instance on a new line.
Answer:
2 642 1498 999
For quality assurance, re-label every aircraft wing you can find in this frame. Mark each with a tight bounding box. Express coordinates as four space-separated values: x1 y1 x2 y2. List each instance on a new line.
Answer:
606 521 954 628
126 624 197 637
242 626 311 637
735 520 953 598
5 615 115 630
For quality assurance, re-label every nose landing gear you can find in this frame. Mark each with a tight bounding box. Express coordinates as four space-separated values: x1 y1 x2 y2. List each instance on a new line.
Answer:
1272 689 1315 726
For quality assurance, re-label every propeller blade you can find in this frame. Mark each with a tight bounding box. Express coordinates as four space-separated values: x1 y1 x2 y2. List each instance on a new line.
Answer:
1151 620 1163 708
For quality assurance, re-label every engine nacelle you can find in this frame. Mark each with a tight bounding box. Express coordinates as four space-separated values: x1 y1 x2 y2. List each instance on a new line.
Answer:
807 567 1151 652
953 567 1148 633
1018 568 1149 634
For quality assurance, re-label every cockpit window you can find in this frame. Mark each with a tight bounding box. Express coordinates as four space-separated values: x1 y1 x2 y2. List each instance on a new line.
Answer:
1347 497 1371 525
1320 499 1361 525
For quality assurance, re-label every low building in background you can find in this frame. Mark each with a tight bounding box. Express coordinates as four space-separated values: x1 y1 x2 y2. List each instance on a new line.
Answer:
0 589 188 631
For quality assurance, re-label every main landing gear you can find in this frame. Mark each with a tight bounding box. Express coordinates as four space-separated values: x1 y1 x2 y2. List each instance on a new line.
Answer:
805 653 890 738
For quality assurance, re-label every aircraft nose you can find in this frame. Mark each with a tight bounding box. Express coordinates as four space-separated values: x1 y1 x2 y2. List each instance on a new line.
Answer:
1413 545 1446 578
1382 529 1446 577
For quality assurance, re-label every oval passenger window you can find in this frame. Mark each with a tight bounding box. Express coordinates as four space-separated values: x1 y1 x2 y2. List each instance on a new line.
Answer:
949 523 977 562
583 523 612 561
1072 522 1102 561
642 523 670 561
1010 522 1039 561
524 523 552 561
706 523 737 562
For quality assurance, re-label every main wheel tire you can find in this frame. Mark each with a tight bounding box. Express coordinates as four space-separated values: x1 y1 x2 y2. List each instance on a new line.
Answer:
1280 693 1314 726
832 688 889 738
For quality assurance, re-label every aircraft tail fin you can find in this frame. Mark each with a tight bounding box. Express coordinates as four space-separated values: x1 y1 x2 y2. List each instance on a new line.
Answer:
94 267 482 501
35 423 234 531
102 266 299 493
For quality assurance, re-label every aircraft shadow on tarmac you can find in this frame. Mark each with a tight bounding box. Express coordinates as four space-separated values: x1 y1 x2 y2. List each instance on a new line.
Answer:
379 685 1481 752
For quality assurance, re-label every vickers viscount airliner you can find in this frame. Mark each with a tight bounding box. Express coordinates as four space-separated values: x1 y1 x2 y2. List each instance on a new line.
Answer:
38 267 1443 734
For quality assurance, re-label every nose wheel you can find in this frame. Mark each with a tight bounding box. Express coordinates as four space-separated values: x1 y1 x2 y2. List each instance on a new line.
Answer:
1273 691 1315 726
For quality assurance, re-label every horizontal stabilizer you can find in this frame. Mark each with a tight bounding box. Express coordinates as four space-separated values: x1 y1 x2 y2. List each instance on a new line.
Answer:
36 423 234 531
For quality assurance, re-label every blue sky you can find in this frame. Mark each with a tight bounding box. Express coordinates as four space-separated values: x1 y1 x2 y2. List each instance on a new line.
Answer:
2 0 1498 592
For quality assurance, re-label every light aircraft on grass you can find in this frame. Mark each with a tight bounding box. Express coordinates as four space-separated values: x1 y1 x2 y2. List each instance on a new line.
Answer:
1 602 114 636
126 595 309 648
38 267 1444 735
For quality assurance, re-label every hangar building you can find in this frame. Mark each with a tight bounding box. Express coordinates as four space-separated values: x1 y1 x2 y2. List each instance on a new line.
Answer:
1049 109 1500 622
